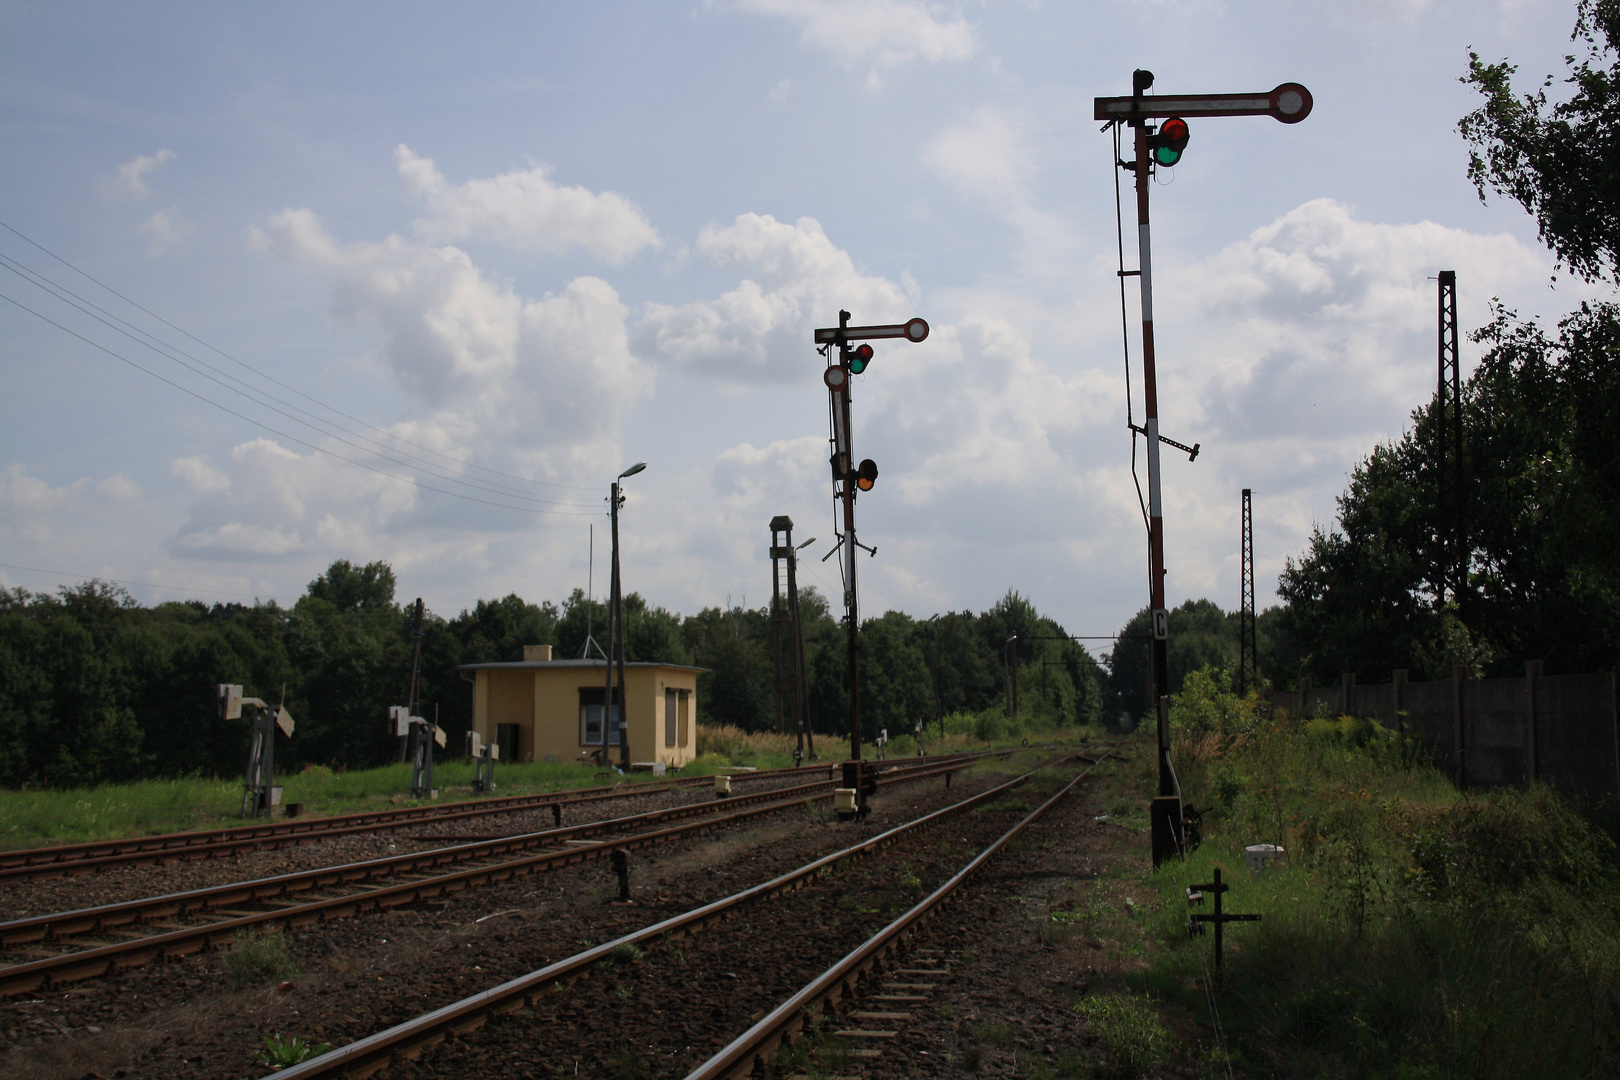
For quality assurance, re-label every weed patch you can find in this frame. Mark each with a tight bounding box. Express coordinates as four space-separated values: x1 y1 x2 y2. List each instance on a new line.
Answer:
1072 991 1171 1077
258 1033 330 1067
222 928 298 986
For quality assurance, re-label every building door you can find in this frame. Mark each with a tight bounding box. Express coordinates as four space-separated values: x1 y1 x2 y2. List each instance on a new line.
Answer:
665 689 678 748
496 723 520 764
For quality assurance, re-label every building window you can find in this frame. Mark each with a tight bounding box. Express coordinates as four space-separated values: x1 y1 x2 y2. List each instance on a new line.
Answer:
579 687 622 746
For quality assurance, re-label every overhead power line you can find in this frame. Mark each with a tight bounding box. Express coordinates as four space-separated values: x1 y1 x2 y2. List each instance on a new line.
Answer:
0 216 603 508
0 255 596 510
0 289 595 517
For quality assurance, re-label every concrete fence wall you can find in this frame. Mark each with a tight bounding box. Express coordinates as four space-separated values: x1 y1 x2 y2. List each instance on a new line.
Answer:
1264 664 1620 807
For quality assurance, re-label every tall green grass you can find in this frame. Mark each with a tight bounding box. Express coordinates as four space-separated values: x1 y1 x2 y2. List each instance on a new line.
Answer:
1138 667 1620 1079
0 749 707 846
0 719 1094 848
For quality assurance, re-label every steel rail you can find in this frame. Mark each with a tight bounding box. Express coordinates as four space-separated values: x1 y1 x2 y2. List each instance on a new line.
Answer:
259 747 1087 1080
0 753 1004 997
0 751 999 882
684 749 1113 1080
0 753 1006 948
0 771 845 948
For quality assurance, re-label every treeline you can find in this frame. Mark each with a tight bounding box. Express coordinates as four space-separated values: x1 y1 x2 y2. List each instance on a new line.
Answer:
0 560 1122 788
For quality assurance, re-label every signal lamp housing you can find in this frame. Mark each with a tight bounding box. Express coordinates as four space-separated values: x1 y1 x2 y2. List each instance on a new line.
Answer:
1148 117 1190 167
849 343 875 374
855 458 879 492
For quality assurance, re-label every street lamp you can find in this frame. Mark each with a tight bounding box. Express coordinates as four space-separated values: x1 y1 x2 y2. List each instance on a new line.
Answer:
1004 635 1019 719
603 462 646 771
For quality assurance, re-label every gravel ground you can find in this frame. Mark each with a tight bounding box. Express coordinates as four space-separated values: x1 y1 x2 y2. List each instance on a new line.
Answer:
1 757 1038 1080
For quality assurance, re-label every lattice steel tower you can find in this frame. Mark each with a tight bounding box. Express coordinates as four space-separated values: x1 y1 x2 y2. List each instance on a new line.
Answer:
1437 270 1463 607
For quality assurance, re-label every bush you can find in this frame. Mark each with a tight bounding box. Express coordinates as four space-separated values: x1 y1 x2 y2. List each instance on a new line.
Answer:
1148 677 1620 1079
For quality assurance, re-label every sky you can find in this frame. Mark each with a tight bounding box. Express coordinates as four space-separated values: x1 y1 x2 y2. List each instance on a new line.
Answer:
0 0 1600 648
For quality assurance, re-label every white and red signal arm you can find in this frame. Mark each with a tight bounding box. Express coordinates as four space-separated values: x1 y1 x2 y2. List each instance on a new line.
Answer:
814 317 929 344
1094 83 1312 124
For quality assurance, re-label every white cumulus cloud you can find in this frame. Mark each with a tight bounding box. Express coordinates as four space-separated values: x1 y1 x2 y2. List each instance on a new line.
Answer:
635 213 913 383
395 145 659 262
169 438 415 559
138 206 189 253
726 0 976 90
95 474 141 501
102 149 175 198
173 456 231 495
249 207 650 453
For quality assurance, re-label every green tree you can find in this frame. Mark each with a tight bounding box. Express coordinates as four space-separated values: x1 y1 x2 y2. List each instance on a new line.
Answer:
1277 301 1620 679
1106 600 1247 722
682 602 773 731
1461 0 1620 285
857 611 933 741
284 560 407 768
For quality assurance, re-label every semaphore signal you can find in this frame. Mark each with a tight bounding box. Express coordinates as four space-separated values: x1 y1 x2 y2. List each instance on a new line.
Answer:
1097 69 1312 866
815 308 929 816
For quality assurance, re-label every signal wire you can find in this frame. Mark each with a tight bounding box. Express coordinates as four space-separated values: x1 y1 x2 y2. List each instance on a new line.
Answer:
0 257 599 510
0 217 597 494
1111 120 1151 539
0 289 594 517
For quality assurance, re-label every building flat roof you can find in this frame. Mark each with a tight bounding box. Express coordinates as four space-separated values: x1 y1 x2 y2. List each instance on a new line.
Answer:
457 659 709 673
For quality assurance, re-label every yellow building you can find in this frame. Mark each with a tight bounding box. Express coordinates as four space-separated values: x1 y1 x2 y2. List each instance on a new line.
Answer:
460 645 703 769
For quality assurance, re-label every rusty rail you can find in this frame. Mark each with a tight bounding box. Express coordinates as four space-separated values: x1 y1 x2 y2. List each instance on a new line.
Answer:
0 753 1005 997
259 748 1083 1079
0 750 1000 883
684 751 1111 1079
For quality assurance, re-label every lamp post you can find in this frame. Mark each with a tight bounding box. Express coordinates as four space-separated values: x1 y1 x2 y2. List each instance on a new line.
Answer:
922 613 944 742
604 462 646 771
1004 635 1019 718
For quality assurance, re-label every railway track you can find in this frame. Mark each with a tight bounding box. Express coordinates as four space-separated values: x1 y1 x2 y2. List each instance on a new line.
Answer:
0 754 996 998
0 750 1000 883
251 745 1113 1079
